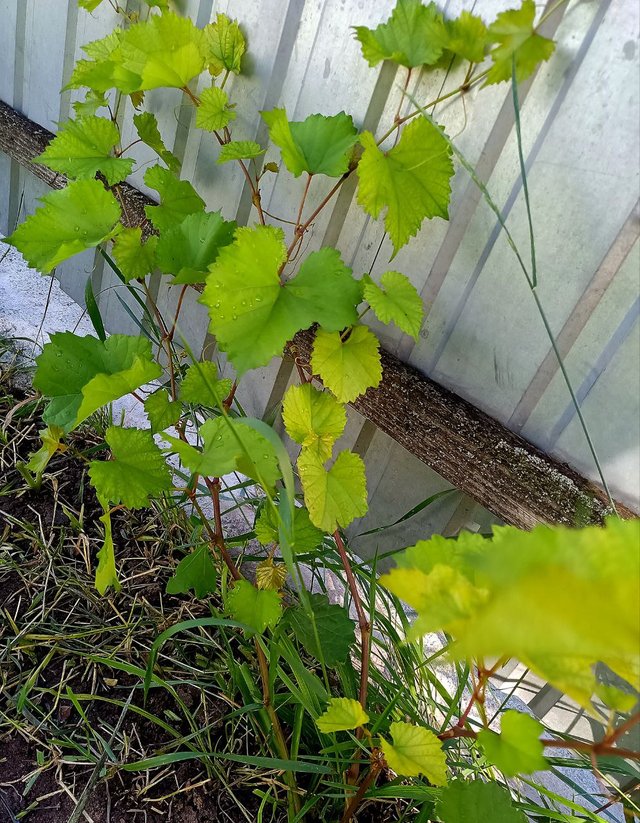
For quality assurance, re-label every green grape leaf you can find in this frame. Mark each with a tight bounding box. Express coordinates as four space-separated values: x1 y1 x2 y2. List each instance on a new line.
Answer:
311 325 382 404
156 211 236 284
202 227 361 374
35 116 133 186
25 425 66 477
34 333 161 432
287 594 356 667
255 557 288 591
381 721 447 784
316 698 369 734
89 426 172 508
6 179 121 274
179 361 233 407
196 86 236 132
165 416 281 490
112 227 158 282
485 0 555 86
226 579 281 635
96 508 121 595
357 118 453 255
66 31 141 94
363 271 423 340
436 779 526 823
79 0 105 11
73 90 109 118
166 544 217 598
261 108 359 178
144 165 205 232
217 140 265 164
119 12 205 90
381 518 640 708
282 383 346 461
354 0 446 69
254 505 324 553
133 111 180 173
478 711 547 776
445 11 489 64
203 13 246 77
298 449 367 533
144 388 181 432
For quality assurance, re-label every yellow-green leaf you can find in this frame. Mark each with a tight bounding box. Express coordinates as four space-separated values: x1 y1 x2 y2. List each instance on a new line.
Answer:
203 13 246 77
282 383 346 461
316 698 369 734
381 721 447 784
298 449 367 533
226 579 281 635
144 165 205 232
96 508 121 595
112 227 158 282
485 0 555 86
478 710 547 776
217 141 265 164
25 425 66 477
180 361 233 408
144 389 181 433
363 271 423 340
445 11 489 64
196 86 236 132
311 325 382 404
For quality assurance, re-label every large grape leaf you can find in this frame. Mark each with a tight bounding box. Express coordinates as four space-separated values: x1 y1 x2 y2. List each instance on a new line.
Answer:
478 711 547 777
311 325 382 404
156 211 236 284
144 165 206 232
35 116 133 186
261 109 359 178
96 508 121 595
89 426 172 508
180 361 233 408
436 780 526 823
112 227 158 282
298 449 367 533
165 416 281 490
381 721 446 784
166 545 217 598
357 118 453 255
316 698 369 734
287 593 356 667
380 518 640 707
119 12 205 90
6 179 121 274
254 505 324 553
445 11 489 64
133 112 180 173
282 383 346 461
354 0 446 69
217 141 265 164
203 13 246 77
226 580 281 636
34 333 161 432
485 0 555 86
195 86 236 132
363 271 423 340
202 227 361 374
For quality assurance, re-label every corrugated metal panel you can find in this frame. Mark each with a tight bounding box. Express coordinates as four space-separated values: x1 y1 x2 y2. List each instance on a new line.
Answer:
0 0 638 542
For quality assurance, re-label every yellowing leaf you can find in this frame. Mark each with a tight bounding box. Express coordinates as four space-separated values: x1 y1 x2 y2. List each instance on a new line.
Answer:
381 721 446 784
256 557 288 591
196 86 236 132
363 271 423 339
316 698 369 734
217 140 265 164
311 325 382 404
202 227 361 374
298 449 367 533
354 0 446 68
478 711 547 776
261 108 359 178
89 426 172 509
180 361 233 407
485 0 555 86
120 12 205 90
357 119 453 255
6 179 121 274
203 13 246 77
282 384 346 461
96 508 121 595
226 579 281 635
144 165 205 232
112 227 158 282
35 116 133 186
25 425 66 477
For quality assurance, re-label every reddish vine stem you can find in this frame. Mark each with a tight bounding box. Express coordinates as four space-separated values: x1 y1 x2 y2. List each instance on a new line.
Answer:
340 759 382 823
167 283 189 343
